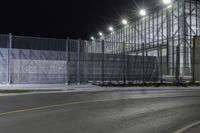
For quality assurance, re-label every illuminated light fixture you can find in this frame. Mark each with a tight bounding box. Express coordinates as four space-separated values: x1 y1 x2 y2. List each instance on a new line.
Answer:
122 19 128 25
162 0 172 5
90 36 95 40
99 32 103 36
139 9 146 16
109 26 114 32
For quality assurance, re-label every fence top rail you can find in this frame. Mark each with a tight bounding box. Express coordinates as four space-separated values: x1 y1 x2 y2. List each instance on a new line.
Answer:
0 34 89 42
0 34 9 37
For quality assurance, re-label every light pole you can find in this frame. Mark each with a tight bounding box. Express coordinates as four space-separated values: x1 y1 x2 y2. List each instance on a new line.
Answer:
121 19 128 85
139 9 146 83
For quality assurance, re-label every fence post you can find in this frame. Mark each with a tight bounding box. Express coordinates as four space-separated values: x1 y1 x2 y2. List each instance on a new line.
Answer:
142 43 145 84
77 39 81 85
7 33 12 84
123 42 126 85
192 37 196 83
84 40 88 83
176 45 180 83
102 40 105 85
160 48 163 84
66 38 70 85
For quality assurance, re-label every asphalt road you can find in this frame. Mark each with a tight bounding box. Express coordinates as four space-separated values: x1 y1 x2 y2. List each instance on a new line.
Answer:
0 88 200 133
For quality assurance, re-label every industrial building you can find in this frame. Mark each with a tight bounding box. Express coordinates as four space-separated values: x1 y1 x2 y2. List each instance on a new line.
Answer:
103 0 200 82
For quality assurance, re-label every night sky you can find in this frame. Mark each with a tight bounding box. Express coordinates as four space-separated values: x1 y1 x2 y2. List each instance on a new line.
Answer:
0 0 162 40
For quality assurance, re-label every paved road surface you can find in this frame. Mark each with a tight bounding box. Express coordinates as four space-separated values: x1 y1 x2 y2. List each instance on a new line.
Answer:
0 88 200 133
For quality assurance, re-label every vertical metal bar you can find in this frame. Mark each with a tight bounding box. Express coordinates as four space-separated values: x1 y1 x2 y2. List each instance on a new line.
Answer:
123 41 126 85
7 33 12 84
176 0 180 82
161 9 163 84
153 13 155 48
141 20 145 84
144 16 147 83
66 38 70 85
189 0 192 79
149 15 151 48
124 26 126 83
157 11 159 47
196 0 198 36
193 37 196 83
145 16 147 49
134 23 136 51
77 39 80 85
142 42 145 84
131 23 134 51
193 0 198 83
102 40 105 84
166 8 170 75
157 11 160 82
172 3 175 81
190 0 192 45
138 22 140 51
183 0 187 76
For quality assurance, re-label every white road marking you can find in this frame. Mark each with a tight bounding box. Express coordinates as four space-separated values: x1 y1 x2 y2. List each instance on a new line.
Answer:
174 121 200 133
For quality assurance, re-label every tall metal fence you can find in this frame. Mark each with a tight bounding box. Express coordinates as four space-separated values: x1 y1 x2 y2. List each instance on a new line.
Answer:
0 34 161 84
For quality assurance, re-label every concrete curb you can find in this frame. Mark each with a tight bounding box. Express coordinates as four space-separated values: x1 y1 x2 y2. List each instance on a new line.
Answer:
0 84 200 97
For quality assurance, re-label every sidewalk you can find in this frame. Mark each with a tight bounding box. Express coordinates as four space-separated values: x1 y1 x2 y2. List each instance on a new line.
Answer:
0 84 200 97
0 84 102 91
0 84 200 92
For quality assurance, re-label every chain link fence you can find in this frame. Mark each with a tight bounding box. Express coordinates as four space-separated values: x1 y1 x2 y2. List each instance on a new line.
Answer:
0 33 198 85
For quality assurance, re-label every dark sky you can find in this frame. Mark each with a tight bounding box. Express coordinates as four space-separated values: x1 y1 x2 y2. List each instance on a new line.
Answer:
0 0 161 40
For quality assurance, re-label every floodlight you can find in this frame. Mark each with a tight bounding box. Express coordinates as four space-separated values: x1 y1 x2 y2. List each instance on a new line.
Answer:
99 32 103 36
90 36 95 40
122 19 128 25
109 26 114 32
140 9 146 16
162 0 172 5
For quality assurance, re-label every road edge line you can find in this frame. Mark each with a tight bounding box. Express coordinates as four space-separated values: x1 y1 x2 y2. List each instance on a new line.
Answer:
174 121 200 133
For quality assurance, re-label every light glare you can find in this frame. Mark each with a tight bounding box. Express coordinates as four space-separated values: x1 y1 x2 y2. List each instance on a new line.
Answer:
122 19 128 25
99 32 103 36
109 26 114 32
162 0 172 5
140 9 146 16
90 36 95 40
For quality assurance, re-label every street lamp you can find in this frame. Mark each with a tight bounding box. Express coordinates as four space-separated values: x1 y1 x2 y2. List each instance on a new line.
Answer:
139 9 146 16
122 19 128 25
99 32 103 37
90 36 95 40
108 26 114 32
162 0 172 5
